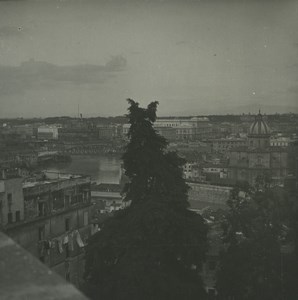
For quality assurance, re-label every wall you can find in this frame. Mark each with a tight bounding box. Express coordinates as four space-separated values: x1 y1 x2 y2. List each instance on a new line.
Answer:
6 204 92 287
37 126 58 140
0 178 24 226
0 232 88 300
248 152 271 168
212 139 247 153
4 174 93 288
187 182 232 210
228 148 288 185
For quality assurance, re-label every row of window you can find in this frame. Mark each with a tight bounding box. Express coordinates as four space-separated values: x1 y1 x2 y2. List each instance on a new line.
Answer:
271 142 288 146
38 212 89 241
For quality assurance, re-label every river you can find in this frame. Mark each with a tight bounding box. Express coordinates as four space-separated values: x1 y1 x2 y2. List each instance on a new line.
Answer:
41 155 122 184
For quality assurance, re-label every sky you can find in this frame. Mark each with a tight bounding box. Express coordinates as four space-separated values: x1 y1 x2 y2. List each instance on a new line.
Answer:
0 0 297 118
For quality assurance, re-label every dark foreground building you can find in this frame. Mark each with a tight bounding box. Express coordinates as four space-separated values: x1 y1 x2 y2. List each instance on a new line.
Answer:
0 170 94 287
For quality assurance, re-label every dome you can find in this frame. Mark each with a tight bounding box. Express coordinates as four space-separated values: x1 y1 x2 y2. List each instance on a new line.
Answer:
249 111 270 136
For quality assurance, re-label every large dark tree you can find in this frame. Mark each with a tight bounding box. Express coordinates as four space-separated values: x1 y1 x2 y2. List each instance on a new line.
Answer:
283 161 298 299
83 100 208 300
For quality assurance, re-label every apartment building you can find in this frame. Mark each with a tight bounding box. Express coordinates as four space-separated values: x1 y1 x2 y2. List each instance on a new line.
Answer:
1 170 94 287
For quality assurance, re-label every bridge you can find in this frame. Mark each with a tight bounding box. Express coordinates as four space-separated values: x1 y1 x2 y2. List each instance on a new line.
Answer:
62 144 123 155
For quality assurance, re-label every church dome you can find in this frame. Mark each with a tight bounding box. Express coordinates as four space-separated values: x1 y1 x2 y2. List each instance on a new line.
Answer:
249 111 270 136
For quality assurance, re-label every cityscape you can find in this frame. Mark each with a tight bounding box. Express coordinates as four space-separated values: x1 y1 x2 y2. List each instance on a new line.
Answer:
1 0 298 300
1 109 298 299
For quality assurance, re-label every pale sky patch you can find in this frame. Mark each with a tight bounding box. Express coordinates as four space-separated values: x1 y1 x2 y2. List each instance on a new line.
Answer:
0 0 297 117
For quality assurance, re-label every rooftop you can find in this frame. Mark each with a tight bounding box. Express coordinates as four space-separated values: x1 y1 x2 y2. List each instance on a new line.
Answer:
201 162 227 169
229 145 289 153
23 171 88 188
91 183 121 193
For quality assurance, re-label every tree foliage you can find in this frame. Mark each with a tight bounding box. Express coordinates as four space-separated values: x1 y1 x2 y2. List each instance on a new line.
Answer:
216 177 297 300
84 99 208 300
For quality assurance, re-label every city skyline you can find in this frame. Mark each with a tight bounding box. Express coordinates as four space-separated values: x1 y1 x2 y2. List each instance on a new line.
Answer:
0 0 298 118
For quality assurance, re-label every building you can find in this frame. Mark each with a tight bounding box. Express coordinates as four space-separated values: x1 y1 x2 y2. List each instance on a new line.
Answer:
0 170 24 225
176 124 197 140
97 124 122 140
210 138 247 153
270 135 294 147
154 126 177 141
155 117 212 140
154 116 209 128
122 117 212 141
183 163 201 180
0 232 88 300
58 127 98 141
0 124 38 140
1 170 94 287
201 163 228 182
91 183 125 213
122 123 130 139
37 125 59 140
228 112 289 186
187 181 232 211
12 124 36 139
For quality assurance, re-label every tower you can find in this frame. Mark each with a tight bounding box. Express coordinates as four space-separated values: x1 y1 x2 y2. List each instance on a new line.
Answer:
247 111 270 149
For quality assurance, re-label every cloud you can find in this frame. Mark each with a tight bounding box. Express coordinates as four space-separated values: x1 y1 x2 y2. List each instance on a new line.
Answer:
175 41 188 45
0 55 127 95
0 25 25 38
288 85 298 94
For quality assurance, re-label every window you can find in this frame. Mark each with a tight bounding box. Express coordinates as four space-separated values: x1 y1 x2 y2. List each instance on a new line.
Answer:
208 288 216 296
7 193 12 211
38 226 45 241
52 193 64 210
7 212 13 224
83 211 89 226
83 191 88 202
38 202 45 217
15 211 20 222
65 243 70 258
65 195 71 207
257 156 263 166
71 194 79 205
65 218 70 231
208 260 216 271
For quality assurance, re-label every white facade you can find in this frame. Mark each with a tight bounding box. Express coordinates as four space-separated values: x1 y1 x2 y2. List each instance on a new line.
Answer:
154 117 209 128
122 124 130 137
122 116 211 140
183 163 198 179
37 125 59 140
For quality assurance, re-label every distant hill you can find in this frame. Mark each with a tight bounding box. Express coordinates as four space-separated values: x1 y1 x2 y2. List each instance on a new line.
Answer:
1 113 297 126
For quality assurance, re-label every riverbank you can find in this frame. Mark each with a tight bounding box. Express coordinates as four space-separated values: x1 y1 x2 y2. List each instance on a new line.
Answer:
40 155 122 184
